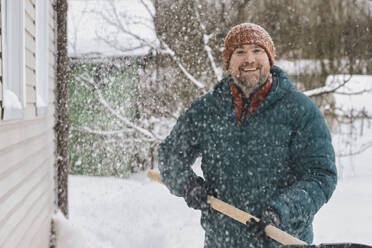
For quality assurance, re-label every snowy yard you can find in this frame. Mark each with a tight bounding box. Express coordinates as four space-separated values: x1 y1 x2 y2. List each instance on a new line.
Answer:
54 171 372 248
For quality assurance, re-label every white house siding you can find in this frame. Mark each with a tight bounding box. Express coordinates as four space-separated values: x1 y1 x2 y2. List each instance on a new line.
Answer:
0 0 57 248
0 1 1 112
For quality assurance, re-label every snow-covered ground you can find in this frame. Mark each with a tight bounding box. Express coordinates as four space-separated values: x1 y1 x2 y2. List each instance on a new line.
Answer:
54 172 203 248
54 170 372 248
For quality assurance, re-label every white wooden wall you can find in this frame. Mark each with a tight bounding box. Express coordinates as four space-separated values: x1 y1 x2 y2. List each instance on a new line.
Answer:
0 0 57 247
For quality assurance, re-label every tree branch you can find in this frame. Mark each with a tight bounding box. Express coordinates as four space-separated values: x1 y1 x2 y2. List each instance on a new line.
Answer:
334 88 372 96
75 73 163 141
92 1 206 90
304 74 352 97
160 41 206 89
91 5 157 51
70 126 134 136
337 141 372 157
95 32 148 53
139 0 155 19
194 1 222 81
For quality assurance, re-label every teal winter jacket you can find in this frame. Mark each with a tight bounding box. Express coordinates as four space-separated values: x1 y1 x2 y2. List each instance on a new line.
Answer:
158 66 337 247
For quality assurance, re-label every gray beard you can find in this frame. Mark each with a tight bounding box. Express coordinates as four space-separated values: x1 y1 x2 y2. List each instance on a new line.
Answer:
233 73 269 96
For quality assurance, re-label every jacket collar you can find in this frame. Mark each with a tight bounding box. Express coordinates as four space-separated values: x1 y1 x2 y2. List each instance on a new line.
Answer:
230 75 273 125
212 66 294 118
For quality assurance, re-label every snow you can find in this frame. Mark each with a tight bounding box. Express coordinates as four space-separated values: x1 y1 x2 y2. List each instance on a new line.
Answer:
36 92 47 107
276 59 322 76
313 175 372 245
3 89 23 109
54 173 203 248
53 210 113 248
54 169 372 248
276 59 370 76
329 75 372 178
329 75 372 115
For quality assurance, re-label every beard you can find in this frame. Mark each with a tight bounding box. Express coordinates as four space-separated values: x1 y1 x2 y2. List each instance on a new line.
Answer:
232 64 269 95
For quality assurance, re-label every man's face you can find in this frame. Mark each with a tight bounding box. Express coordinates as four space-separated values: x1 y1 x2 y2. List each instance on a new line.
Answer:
228 44 271 96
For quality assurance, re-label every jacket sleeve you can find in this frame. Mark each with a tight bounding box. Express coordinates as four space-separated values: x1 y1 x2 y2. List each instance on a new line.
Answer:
157 104 202 197
269 95 337 234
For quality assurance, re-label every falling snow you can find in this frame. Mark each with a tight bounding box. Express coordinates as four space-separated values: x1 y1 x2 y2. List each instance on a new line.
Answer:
61 0 372 247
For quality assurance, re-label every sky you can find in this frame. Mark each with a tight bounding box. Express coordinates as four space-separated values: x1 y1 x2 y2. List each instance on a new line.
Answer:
68 0 155 57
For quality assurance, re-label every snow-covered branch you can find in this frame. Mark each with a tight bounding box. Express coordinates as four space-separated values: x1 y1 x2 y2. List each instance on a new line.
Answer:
334 88 372 96
92 1 206 90
70 126 134 136
304 74 372 98
95 32 148 53
111 4 158 50
75 74 163 141
103 138 156 145
139 0 155 19
93 6 158 51
70 126 156 144
304 74 352 97
331 109 371 121
337 141 372 157
160 42 206 89
194 1 222 81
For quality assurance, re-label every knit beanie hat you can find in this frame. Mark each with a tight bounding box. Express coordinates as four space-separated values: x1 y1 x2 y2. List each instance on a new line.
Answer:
222 23 275 70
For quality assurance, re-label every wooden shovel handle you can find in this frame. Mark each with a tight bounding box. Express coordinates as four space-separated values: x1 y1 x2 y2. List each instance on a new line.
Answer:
147 170 307 245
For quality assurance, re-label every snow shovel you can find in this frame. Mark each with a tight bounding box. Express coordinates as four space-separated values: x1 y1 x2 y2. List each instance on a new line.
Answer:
147 170 372 248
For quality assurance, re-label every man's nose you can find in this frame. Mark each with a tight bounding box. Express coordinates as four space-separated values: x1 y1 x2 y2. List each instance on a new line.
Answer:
243 53 255 64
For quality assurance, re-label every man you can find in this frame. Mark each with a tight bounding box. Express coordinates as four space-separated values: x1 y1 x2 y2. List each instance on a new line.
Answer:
158 23 337 248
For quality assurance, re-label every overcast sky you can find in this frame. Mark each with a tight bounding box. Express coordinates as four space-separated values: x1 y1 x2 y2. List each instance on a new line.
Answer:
68 0 155 57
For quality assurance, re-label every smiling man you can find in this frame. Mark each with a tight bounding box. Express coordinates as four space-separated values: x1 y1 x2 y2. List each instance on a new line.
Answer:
227 43 271 97
158 23 337 248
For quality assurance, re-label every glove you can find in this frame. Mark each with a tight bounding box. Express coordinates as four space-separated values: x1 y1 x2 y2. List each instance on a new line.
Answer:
184 176 216 211
246 206 281 240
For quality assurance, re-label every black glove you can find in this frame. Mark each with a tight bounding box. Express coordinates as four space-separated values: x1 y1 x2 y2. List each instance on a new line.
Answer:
184 176 216 211
246 206 281 240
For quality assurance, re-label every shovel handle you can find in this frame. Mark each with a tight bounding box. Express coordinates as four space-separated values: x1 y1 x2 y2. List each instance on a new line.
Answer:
147 170 307 245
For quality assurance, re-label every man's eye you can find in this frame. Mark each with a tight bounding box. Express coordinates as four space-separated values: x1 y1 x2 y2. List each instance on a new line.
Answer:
254 49 264 53
235 50 245 54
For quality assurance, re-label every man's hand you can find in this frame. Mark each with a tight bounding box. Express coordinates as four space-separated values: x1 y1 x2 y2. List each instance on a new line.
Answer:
184 177 214 211
246 207 281 240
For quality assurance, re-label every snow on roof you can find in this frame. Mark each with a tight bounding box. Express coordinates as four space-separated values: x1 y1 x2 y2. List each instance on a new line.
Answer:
68 0 156 58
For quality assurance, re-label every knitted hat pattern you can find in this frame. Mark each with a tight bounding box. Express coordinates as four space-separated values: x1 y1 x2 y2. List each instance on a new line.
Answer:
222 23 275 70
